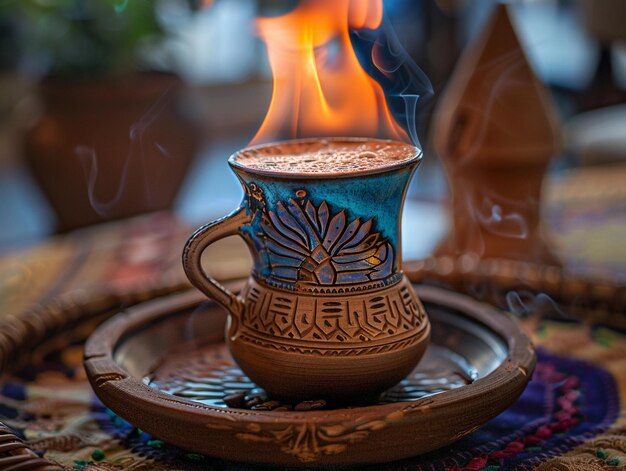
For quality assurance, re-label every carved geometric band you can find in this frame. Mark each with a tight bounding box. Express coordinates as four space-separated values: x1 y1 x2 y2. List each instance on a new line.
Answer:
241 276 425 344
237 329 427 356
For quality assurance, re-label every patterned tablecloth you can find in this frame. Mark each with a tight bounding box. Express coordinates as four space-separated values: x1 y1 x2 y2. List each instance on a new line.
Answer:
1 166 625 470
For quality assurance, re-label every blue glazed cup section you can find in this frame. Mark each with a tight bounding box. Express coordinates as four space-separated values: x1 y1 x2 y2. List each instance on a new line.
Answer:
232 163 418 291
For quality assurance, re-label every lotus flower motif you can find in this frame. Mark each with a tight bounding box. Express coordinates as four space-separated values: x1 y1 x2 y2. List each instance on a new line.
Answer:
258 193 394 287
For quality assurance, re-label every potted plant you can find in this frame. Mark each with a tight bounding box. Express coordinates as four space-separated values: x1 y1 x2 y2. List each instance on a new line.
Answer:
4 0 201 231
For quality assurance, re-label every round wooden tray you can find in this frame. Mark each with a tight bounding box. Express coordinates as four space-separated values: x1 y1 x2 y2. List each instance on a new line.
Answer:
84 285 535 467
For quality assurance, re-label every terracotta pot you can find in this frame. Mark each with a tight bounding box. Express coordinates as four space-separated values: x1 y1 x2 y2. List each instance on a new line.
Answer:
24 73 199 232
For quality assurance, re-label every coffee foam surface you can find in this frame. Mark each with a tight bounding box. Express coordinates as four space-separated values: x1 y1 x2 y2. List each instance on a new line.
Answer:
234 139 417 174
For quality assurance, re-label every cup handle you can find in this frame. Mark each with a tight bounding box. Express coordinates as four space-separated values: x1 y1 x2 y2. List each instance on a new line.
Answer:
182 207 250 320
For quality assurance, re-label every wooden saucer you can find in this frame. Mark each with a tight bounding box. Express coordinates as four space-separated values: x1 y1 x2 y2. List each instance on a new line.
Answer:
84 285 535 467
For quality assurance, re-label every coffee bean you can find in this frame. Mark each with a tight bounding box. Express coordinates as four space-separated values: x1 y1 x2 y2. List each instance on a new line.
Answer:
223 389 328 412
243 389 267 406
294 399 327 411
251 400 282 411
223 391 246 408
245 397 263 408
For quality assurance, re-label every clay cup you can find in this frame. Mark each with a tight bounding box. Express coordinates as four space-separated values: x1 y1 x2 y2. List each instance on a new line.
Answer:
183 137 430 402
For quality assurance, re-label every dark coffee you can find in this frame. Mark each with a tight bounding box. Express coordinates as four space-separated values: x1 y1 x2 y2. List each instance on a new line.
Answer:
233 138 417 174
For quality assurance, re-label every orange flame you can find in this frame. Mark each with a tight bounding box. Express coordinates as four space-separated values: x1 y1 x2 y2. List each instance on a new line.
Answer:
251 0 408 145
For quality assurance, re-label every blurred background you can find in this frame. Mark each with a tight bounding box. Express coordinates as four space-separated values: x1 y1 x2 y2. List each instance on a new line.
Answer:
0 0 624 262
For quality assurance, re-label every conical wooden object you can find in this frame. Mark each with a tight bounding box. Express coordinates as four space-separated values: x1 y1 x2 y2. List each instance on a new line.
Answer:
431 4 561 265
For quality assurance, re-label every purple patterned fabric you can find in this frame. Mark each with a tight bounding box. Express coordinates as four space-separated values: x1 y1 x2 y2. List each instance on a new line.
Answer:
82 348 617 470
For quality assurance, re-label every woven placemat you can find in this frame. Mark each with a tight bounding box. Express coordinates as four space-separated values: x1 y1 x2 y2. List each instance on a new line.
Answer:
1 180 625 469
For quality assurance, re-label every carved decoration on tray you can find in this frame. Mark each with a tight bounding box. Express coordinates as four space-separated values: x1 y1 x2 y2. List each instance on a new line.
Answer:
231 402 441 463
93 372 127 387
236 415 410 463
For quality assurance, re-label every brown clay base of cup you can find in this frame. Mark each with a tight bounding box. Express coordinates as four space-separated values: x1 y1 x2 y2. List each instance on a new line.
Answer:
231 275 431 403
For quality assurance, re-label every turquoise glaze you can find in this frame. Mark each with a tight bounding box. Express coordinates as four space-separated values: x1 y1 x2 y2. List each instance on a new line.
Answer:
229 143 421 292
